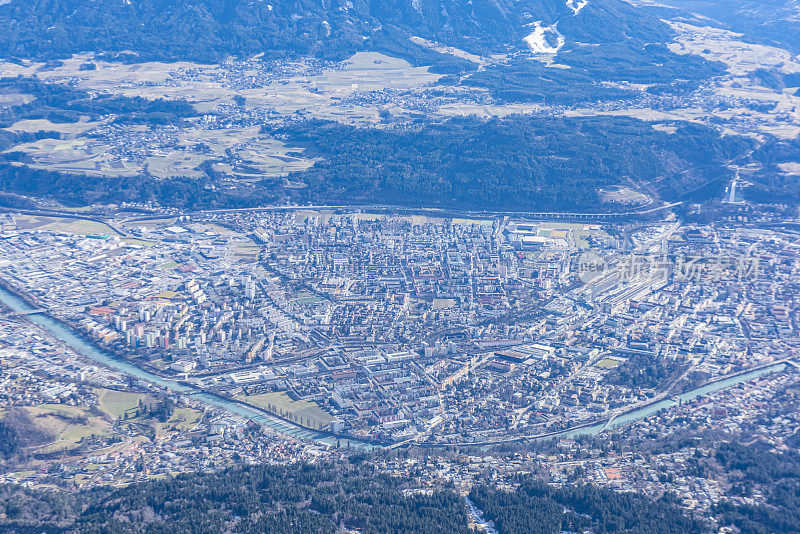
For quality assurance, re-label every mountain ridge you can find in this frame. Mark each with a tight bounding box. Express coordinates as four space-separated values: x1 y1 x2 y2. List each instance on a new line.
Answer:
0 0 674 65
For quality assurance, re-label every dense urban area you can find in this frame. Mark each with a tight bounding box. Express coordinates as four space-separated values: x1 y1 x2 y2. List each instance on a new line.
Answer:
2 0 800 531
1 199 800 532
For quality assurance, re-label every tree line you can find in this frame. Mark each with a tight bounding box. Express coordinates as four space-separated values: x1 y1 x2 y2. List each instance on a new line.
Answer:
470 476 705 533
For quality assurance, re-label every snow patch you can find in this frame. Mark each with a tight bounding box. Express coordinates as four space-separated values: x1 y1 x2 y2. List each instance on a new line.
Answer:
523 21 565 54
566 0 588 15
411 0 423 14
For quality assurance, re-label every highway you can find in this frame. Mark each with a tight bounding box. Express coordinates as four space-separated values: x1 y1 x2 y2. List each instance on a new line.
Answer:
5 200 689 230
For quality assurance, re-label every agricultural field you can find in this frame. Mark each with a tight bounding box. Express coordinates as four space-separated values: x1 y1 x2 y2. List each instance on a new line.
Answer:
0 91 34 108
239 391 334 429
3 121 319 182
408 36 490 66
556 21 800 142
667 22 800 78
668 22 800 140
95 388 152 419
308 52 440 94
225 135 319 181
0 54 215 102
3 137 143 178
651 123 678 134
12 214 119 236
0 51 442 183
0 52 439 122
23 403 112 454
163 407 204 432
2 36 793 197
3 117 100 136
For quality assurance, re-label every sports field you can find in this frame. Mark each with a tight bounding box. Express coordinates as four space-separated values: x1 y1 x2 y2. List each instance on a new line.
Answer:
595 358 623 370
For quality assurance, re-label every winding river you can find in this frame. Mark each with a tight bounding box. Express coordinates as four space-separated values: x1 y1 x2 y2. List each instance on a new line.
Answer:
0 284 375 450
0 284 789 449
554 362 787 440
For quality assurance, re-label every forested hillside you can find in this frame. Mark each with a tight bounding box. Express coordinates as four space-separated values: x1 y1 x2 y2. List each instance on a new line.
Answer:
0 462 470 533
0 1 762 211
269 116 752 211
0 99 753 212
0 0 669 63
712 443 800 533
653 0 800 55
0 460 712 534
0 0 724 99
470 477 706 533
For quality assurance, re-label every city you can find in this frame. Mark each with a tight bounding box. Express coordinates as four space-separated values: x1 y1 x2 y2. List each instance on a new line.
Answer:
1 204 798 502
1 0 800 531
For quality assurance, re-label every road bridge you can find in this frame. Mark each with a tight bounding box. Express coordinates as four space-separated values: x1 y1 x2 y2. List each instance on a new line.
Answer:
0 308 49 319
0 304 78 319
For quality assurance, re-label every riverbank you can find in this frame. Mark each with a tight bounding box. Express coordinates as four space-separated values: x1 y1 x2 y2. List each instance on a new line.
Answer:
0 281 378 450
414 361 791 449
210 391 387 447
3 277 791 452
